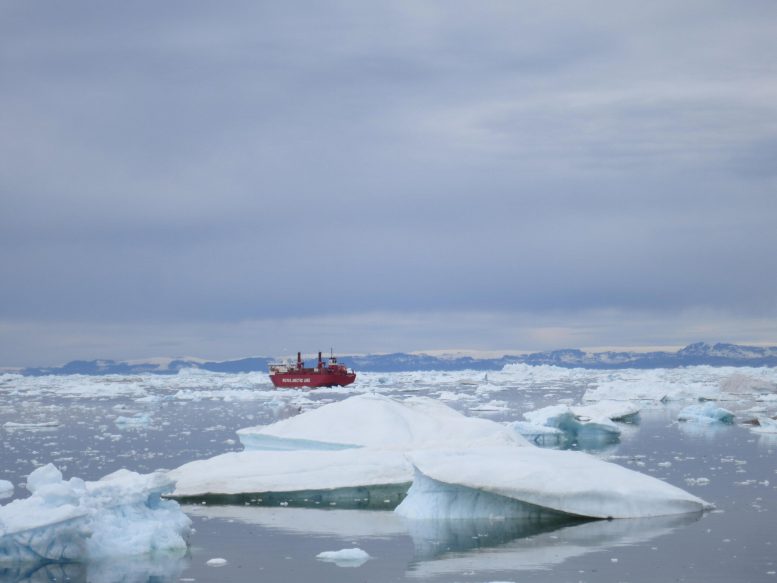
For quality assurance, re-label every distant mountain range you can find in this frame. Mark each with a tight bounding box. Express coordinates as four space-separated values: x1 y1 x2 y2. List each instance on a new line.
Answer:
15 342 777 376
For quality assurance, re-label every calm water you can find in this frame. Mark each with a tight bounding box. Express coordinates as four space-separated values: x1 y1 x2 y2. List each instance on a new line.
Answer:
1 370 776 582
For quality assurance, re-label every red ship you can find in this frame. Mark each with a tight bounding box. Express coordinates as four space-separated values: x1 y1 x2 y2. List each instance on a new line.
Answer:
268 351 356 388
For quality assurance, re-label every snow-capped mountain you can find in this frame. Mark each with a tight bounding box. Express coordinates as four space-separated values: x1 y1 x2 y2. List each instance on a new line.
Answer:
16 342 777 376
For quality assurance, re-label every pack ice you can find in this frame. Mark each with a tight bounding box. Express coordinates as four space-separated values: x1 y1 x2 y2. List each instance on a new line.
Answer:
0 464 191 564
170 394 710 519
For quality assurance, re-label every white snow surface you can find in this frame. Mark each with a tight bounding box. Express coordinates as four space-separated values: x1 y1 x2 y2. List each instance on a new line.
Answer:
237 393 528 451
396 447 712 519
0 481 12 500
0 464 191 563
173 395 528 496
573 401 641 421
169 448 412 496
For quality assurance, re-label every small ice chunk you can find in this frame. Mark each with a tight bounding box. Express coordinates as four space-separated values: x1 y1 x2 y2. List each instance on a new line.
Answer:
677 403 734 425
750 417 777 434
521 405 621 443
316 548 370 567
0 480 13 500
206 557 227 566
114 414 152 428
25 463 64 494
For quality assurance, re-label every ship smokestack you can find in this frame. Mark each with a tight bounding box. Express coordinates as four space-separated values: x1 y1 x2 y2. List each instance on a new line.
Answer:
318 351 323 367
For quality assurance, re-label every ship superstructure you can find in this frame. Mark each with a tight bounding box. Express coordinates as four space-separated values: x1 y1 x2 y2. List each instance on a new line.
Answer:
268 351 356 388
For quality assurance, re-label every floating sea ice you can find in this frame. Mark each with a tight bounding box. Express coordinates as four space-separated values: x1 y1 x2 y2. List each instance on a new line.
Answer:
677 403 735 425
395 447 712 520
720 373 777 395
519 404 621 445
316 547 370 567
751 417 777 434
471 400 509 412
583 371 721 403
0 464 191 564
0 480 13 500
574 401 641 423
114 413 152 428
206 557 227 566
3 421 59 429
436 390 467 401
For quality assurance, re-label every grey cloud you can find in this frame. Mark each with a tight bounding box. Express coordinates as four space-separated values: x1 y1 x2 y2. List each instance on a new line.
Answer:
1 1 776 364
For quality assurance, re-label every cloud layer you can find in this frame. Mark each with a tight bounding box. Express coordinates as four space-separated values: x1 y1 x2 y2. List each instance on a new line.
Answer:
2 1 776 365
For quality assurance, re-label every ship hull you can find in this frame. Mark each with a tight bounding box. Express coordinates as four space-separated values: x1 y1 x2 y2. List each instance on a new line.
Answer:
270 372 356 388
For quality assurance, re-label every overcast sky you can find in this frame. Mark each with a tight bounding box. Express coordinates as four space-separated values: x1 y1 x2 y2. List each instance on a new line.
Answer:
2 1 776 366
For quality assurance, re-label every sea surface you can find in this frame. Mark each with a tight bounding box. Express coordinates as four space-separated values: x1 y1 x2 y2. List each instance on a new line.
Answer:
1 366 776 582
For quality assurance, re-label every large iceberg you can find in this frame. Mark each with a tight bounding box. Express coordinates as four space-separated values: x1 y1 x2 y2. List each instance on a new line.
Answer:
237 393 527 451
395 447 712 519
171 394 710 521
171 394 526 503
0 464 191 564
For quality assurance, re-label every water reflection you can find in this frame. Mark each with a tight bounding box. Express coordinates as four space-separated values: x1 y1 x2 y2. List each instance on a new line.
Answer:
0 554 189 583
184 504 704 578
405 512 703 577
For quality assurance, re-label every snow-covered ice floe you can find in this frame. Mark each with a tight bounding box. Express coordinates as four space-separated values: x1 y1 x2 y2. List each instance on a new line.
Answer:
237 393 526 451
677 403 735 425
171 394 526 505
395 447 712 520
0 464 191 564
171 394 710 520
